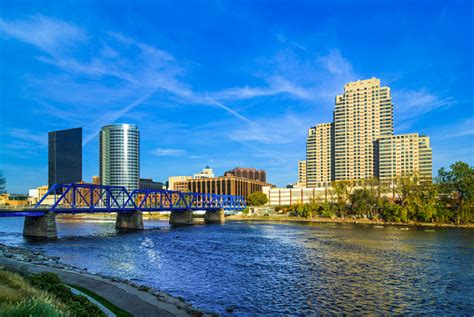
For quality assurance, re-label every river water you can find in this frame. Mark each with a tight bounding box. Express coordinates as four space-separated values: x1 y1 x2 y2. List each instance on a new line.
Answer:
0 217 473 315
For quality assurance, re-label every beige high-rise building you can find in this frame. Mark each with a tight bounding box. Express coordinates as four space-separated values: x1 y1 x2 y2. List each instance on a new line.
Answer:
297 160 307 188
305 77 432 186
334 78 393 181
376 133 432 184
306 123 333 188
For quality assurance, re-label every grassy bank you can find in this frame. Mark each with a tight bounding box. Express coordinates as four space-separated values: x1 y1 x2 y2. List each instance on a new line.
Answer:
69 284 132 317
0 269 130 316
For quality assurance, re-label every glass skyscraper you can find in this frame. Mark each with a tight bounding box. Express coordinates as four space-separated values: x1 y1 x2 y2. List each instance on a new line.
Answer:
99 124 140 191
48 127 82 188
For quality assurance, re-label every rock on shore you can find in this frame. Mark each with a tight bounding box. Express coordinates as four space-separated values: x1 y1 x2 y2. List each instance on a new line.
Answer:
0 243 213 317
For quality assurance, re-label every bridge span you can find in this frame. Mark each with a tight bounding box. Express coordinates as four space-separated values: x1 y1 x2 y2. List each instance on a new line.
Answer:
0 183 246 239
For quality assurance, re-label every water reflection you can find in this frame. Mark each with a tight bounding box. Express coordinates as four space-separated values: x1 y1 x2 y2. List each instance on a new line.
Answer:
0 218 473 315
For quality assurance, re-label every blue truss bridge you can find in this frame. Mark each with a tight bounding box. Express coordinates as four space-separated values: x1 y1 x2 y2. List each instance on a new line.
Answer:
0 183 246 239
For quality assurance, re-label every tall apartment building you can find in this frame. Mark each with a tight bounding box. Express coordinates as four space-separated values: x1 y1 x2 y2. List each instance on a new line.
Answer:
224 167 266 182
334 78 393 180
48 127 82 188
376 133 432 183
297 160 307 188
306 123 333 188
99 124 140 191
305 78 432 186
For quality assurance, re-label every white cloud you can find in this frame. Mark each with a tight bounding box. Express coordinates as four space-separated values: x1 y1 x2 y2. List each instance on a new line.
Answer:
6 129 47 147
205 97 258 125
394 89 455 121
318 50 353 76
440 119 474 139
0 15 86 54
152 148 187 156
210 76 312 101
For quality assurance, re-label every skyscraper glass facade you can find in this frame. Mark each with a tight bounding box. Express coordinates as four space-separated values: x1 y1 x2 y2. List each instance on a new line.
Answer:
48 127 82 188
99 124 140 192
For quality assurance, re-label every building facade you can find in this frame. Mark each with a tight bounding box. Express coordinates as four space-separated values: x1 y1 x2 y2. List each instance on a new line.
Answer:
262 186 331 206
334 78 393 181
186 176 272 200
224 167 267 182
376 133 432 184
168 176 192 191
92 176 101 185
99 124 140 191
297 160 307 188
305 78 431 186
139 178 164 190
193 166 215 179
48 127 82 188
306 123 333 188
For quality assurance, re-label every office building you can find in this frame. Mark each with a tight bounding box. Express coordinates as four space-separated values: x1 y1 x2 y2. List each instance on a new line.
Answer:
193 166 215 179
262 186 331 206
48 127 82 188
99 124 140 191
0 193 28 207
186 176 272 200
306 123 333 188
334 78 393 180
224 167 267 182
27 185 49 205
168 176 192 191
376 133 432 184
92 176 101 185
139 178 164 190
296 160 307 188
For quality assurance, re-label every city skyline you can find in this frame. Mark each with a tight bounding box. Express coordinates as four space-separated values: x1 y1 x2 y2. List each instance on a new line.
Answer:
1 1 473 193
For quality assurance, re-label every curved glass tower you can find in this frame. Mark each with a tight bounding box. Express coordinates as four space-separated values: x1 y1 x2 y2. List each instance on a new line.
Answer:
99 124 139 192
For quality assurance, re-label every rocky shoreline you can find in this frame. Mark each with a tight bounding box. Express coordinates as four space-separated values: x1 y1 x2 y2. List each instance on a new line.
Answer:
0 243 212 317
227 215 474 228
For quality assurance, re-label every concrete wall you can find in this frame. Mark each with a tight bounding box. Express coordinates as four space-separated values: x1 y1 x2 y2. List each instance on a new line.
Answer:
169 210 194 225
23 212 57 239
204 209 225 223
116 211 144 230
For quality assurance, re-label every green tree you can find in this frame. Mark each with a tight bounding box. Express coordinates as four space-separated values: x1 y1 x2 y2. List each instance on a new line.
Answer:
436 161 474 224
247 192 268 206
332 180 352 216
350 188 377 217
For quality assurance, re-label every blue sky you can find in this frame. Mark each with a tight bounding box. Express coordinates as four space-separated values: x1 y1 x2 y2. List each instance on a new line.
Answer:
0 0 473 193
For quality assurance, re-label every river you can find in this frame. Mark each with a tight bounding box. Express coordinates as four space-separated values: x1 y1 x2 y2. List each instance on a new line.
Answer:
0 216 473 315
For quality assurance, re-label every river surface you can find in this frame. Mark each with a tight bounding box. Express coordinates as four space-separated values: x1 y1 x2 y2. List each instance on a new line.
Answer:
0 217 473 315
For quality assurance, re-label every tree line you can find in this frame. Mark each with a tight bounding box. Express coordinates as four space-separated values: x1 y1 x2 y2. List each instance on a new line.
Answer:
249 161 474 224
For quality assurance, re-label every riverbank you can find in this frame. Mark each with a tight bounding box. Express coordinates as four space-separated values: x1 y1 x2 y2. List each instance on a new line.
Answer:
0 244 209 317
227 214 474 228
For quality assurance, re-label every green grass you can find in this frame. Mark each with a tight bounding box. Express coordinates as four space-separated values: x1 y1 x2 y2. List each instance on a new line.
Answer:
0 270 67 316
29 272 105 317
1 298 66 317
0 270 117 317
68 284 132 317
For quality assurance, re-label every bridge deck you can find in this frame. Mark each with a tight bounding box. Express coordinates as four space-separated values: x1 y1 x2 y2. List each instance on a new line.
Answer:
0 183 246 217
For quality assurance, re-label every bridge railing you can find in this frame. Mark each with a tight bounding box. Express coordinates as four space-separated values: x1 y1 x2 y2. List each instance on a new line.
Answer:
34 183 246 213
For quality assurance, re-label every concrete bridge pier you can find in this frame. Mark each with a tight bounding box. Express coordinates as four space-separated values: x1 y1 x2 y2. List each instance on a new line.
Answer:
204 209 225 223
23 212 58 239
116 211 144 230
169 210 194 225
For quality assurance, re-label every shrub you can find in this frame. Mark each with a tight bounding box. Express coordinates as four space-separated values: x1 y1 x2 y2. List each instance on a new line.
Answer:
247 192 268 206
29 272 105 317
